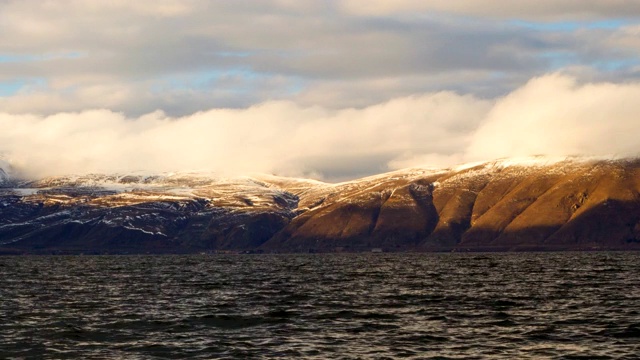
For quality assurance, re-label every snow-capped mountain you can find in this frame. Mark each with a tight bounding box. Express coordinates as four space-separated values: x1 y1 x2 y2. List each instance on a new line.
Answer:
1 156 640 254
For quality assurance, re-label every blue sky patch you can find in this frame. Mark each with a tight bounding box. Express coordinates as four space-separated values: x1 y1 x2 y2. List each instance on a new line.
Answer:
0 78 46 96
0 52 85 64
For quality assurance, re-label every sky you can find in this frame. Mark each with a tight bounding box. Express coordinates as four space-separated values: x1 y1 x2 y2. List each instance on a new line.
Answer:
2 1 640 181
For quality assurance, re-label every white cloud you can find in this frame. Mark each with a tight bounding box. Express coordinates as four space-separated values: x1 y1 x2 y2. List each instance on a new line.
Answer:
0 93 489 180
1 3 640 180
3 74 640 181
466 74 640 161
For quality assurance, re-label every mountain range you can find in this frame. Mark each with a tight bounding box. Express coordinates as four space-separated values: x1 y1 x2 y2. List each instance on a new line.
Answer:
1 156 640 254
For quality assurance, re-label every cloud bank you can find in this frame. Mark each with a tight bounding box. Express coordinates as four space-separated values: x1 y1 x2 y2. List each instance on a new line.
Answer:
340 0 640 19
467 74 640 160
1 1 640 116
1 74 640 181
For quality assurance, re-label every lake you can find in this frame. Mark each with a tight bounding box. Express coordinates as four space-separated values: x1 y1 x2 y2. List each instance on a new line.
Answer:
1 252 639 359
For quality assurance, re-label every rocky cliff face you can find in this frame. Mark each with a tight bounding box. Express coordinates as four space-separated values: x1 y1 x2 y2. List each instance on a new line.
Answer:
1 157 640 254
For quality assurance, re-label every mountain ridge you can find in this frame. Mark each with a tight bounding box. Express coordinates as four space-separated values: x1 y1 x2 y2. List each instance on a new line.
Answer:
1 156 640 254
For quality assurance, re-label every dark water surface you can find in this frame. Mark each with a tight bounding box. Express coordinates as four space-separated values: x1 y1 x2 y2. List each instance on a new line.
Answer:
1 253 640 359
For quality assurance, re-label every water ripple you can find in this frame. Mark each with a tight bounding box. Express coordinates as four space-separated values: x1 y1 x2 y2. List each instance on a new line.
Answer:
1 252 640 358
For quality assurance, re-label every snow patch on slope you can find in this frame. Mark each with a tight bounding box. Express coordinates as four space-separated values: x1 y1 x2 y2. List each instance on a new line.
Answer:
453 156 569 172
452 155 630 173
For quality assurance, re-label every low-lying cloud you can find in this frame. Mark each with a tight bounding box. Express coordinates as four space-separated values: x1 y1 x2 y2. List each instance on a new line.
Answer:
467 74 640 161
1 74 640 181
